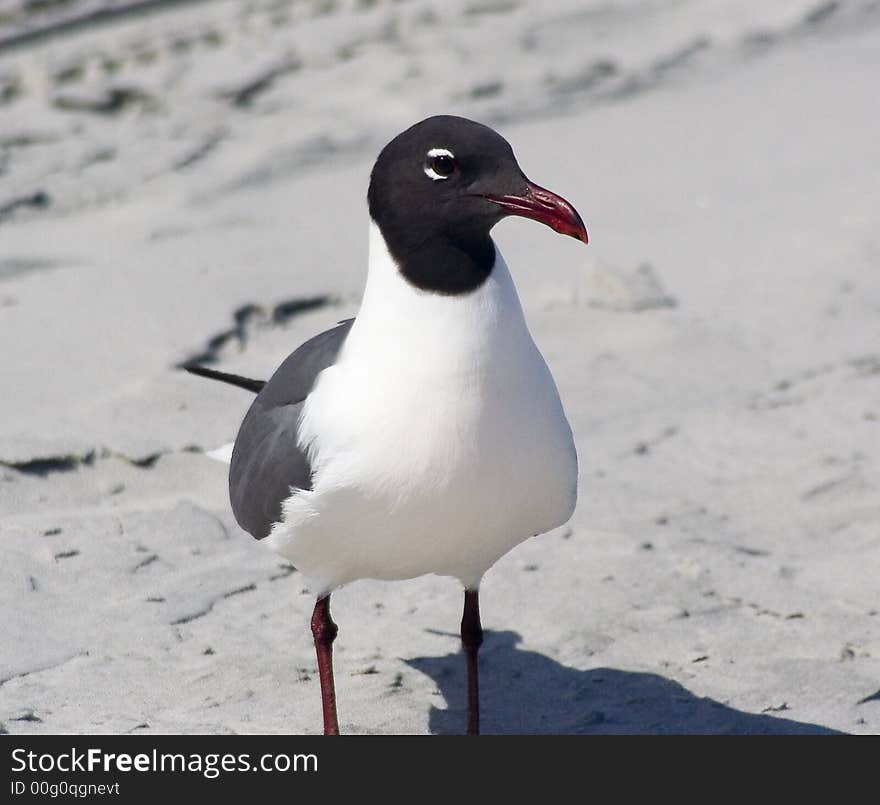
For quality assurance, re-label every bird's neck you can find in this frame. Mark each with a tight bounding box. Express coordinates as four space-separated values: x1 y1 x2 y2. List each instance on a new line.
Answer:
349 224 529 367
371 216 495 296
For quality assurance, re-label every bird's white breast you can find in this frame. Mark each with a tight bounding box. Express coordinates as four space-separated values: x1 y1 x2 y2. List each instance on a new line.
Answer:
265 224 577 593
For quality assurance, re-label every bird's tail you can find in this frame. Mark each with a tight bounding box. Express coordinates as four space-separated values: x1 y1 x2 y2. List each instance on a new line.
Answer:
205 442 235 465
183 364 266 394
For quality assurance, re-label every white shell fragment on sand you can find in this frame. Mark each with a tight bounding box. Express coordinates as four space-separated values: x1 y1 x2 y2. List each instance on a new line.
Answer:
588 262 677 312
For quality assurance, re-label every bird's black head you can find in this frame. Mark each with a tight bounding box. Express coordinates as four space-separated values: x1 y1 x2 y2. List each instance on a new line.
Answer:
368 115 588 296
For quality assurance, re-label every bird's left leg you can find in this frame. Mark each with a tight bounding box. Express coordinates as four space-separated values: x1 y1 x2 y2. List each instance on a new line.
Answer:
311 595 340 735
461 588 483 736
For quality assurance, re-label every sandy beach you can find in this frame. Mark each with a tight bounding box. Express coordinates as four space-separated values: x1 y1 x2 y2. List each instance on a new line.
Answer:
1 0 878 734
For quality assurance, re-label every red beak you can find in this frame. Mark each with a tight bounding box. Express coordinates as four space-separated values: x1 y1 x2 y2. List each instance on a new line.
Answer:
480 180 589 244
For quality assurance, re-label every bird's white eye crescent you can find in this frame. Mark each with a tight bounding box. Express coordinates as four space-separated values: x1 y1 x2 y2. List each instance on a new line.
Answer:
424 148 456 181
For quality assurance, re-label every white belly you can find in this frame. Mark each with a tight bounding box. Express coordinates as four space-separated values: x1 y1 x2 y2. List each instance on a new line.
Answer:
264 227 578 593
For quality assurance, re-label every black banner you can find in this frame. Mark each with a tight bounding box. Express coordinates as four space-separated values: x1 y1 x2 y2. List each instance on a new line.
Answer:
0 732 865 801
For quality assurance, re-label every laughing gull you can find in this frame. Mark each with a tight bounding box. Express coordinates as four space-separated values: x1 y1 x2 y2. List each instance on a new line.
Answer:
187 115 588 735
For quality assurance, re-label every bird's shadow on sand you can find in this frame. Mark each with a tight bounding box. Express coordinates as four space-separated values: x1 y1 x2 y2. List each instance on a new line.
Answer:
406 630 844 735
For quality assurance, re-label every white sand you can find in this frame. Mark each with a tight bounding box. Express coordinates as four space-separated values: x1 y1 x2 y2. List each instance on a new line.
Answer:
1 0 878 734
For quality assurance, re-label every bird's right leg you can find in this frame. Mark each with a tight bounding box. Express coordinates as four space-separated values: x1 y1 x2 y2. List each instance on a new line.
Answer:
461 588 484 736
310 595 340 735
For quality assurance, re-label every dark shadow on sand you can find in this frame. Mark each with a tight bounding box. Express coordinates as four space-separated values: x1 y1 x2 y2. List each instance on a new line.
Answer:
406 630 844 735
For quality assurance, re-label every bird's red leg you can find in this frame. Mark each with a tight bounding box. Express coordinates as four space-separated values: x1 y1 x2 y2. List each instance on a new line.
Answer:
311 595 340 735
461 588 484 736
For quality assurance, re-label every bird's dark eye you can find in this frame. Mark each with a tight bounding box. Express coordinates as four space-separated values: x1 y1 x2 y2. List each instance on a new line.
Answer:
431 154 455 175
425 150 456 180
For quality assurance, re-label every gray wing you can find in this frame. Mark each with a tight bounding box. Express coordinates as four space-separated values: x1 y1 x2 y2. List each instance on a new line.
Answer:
229 319 353 539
